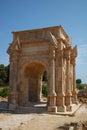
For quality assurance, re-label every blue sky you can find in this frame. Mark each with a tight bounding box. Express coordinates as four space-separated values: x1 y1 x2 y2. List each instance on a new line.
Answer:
0 0 87 83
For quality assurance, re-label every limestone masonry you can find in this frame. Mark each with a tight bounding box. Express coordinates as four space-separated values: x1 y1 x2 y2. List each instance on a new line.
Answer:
7 25 79 113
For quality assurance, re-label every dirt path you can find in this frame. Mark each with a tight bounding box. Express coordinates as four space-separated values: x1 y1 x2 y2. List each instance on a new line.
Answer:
0 104 87 130
20 105 87 130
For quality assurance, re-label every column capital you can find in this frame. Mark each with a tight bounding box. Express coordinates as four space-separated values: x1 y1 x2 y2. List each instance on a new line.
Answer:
55 49 63 60
71 55 76 66
13 54 19 61
71 59 76 66
63 48 71 60
49 49 56 60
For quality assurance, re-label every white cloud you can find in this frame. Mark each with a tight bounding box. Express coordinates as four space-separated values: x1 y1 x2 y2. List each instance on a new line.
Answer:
76 44 87 65
78 44 87 56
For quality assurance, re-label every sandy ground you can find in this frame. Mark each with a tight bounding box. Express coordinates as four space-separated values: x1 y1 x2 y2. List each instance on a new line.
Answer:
0 98 87 130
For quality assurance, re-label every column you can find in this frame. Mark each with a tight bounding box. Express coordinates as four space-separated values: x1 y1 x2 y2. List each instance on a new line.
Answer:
38 74 42 102
13 61 18 91
65 50 72 111
9 60 14 91
48 49 57 113
9 54 19 110
8 59 14 103
56 50 66 112
71 58 78 104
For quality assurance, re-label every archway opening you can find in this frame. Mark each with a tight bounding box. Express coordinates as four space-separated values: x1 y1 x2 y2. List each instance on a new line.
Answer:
24 62 48 107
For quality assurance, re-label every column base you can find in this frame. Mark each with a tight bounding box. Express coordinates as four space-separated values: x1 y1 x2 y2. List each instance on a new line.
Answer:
72 98 79 105
9 103 18 110
66 103 81 112
8 91 19 110
56 93 66 112
48 106 57 113
66 105 72 111
65 92 72 111
48 92 56 106
48 92 57 113
72 90 78 104
65 92 72 105
57 105 66 112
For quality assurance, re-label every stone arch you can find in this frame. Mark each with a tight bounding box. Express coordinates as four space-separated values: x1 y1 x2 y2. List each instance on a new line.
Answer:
21 59 48 75
19 60 48 105
8 26 78 113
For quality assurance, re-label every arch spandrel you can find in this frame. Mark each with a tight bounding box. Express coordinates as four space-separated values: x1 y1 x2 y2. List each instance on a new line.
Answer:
19 59 49 75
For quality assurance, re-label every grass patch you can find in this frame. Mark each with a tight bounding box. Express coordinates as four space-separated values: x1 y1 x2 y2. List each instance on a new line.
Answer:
0 86 9 97
42 84 47 97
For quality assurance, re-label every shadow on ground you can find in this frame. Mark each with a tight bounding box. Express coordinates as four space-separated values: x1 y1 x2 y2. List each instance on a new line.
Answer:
15 101 47 114
0 101 48 114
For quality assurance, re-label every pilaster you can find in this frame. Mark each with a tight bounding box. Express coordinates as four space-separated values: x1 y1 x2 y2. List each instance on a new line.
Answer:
38 74 43 102
64 48 72 111
9 53 19 110
48 46 57 113
71 57 78 104
56 49 66 112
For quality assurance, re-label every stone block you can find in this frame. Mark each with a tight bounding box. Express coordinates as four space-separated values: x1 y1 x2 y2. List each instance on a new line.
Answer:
57 105 66 112
9 103 17 110
48 106 57 113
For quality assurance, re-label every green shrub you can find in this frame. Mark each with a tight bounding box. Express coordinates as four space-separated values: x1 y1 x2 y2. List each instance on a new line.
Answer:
0 79 4 86
42 84 47 97
43 71 47 81
76 84 85 90
0 87 9 97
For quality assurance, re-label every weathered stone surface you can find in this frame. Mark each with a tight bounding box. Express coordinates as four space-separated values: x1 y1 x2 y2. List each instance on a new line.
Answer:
78 89 87 103
61 121 87 130
7 25 78 113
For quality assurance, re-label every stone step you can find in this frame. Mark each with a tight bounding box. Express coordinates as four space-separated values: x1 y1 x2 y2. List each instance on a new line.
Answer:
16 106 47 114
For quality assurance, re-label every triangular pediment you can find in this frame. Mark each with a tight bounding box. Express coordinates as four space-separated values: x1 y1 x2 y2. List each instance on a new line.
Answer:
49 32 58 49
7 37 21 54
72 45 78 57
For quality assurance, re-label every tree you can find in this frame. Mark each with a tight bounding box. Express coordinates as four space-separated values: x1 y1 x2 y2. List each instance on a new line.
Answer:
0 64 7 84
76 79 82 84
76 79 85 90
42 84 47 97
5 64 10 83
43 71 47 81
0 64 10 86
0 79 4 86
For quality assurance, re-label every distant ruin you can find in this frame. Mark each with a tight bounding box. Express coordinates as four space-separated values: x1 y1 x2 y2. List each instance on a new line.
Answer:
7 25 79 113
